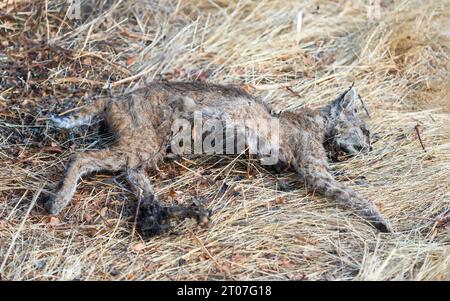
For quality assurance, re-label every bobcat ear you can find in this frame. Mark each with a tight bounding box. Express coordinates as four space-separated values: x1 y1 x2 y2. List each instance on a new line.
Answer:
340 86 357 113
323 85 358 118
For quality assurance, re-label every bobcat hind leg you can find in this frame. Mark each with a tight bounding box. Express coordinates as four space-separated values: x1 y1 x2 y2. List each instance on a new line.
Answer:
126 169 211 237
45 147 127 214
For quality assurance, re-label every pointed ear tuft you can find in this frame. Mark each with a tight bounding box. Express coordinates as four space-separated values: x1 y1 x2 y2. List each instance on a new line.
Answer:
341 86 357 112
323 85 358 119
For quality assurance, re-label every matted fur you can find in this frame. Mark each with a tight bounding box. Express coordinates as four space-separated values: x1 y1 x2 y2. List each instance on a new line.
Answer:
46 82 392 233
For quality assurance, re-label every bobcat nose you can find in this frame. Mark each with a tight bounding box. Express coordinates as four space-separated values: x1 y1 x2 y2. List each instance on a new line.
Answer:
354 145 364 152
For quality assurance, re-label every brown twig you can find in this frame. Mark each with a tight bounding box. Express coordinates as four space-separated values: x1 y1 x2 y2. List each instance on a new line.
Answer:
285 86 302 98
358 94 371 118
0 186 42 274
189 230 236 280
414 124 426 152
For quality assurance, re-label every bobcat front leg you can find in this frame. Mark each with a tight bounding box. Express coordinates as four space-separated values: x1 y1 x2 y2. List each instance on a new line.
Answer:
45 147 127 214
288 146 393 232
126 168 170 236
303 165 393 232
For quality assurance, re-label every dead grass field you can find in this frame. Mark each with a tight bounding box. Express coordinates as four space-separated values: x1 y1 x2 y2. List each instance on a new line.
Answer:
0 0 449 280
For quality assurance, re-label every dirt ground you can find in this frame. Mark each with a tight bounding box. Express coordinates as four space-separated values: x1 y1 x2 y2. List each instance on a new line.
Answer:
0 0 449 280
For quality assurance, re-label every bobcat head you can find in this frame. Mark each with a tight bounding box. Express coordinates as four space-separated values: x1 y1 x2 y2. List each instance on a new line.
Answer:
323 86 372 159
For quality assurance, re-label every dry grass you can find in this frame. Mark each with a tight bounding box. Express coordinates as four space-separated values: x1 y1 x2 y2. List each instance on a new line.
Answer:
0 0 449 281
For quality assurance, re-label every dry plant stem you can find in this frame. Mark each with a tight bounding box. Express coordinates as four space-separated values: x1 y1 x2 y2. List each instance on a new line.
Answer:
414 124 427 152
0 186 43 274
286 86 302 98
358 94 371 118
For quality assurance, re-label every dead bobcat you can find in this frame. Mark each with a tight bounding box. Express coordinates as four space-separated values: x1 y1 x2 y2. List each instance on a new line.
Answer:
46 82 393 235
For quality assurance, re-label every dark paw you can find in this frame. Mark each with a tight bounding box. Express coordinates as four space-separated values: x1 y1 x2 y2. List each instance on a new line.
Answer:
188 201 212 227
373 220 394 233
136 197 212 237
136 199 171 237
137 221 171 237
276 179 294 192
368 214 394 233
165 199 212 227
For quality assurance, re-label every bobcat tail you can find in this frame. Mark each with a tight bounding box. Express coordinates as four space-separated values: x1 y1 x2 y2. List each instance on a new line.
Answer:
51 97 108 129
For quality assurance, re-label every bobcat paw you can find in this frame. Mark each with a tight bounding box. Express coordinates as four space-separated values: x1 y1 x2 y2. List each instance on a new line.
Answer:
188 201 212 227
136 199 171 237
373 218 394 233
367 212 394 233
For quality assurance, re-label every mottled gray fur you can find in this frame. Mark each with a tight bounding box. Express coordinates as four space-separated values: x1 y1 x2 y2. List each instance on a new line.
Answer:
46 82 393 235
